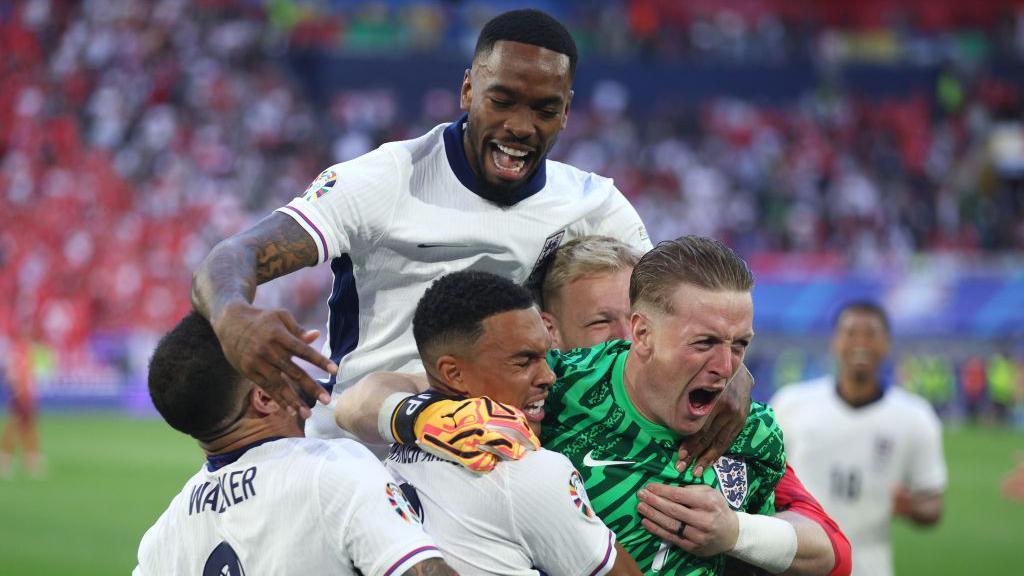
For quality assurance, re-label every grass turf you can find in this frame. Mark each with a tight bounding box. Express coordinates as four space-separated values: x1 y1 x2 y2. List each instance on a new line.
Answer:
0 413 1021 574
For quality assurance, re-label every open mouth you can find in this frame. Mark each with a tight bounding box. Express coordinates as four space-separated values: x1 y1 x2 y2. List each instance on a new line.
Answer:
489 142 533 180
687 387 722 417
522 397 545 423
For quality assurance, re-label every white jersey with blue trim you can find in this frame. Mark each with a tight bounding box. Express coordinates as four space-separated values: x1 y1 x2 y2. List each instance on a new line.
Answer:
134 437 441 576
771 377 948 576
385 445 618 576
276 116 652 438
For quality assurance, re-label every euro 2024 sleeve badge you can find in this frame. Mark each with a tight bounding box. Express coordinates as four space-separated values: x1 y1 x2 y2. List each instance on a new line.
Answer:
569 470 595 518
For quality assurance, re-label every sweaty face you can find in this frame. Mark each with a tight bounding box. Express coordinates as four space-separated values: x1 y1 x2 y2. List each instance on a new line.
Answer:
832 310 890 383
545 268 633 350
455 308 555 428
632 285 753 436
460 40 572 198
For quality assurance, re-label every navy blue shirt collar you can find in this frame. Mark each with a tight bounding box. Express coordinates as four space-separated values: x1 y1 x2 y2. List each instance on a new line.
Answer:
443 113 547 206
206 436 285 472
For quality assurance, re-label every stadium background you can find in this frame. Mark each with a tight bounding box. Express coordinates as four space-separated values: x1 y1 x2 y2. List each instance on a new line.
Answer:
1 0 1022 573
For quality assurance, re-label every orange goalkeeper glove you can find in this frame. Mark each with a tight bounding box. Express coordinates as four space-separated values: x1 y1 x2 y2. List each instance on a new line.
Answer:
391 391 540 473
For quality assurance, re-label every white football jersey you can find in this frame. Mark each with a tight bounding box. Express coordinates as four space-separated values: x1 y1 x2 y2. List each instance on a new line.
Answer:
770 377 947 576
134 437 442 576
276 116 652 438
385 444 618 576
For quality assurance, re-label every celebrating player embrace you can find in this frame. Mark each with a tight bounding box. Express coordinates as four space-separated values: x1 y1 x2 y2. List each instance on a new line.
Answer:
337 237 844 575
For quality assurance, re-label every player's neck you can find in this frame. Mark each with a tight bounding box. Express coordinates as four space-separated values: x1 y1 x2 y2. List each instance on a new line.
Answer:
622 355 662 427
836 373 883 408
201 422 301 456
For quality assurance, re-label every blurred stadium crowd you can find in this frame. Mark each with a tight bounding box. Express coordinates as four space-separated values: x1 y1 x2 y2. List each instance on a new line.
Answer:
1 0 1023 419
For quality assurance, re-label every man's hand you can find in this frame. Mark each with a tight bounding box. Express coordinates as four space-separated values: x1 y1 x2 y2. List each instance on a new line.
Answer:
637 483 739 557
393 393 540 473
212 301 336 418
892 486 943 526
678 364 753 476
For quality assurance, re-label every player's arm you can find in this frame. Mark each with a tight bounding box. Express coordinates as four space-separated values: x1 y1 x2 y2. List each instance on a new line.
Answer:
401 558 459 576
335 372 539 472
335 371 428 442
771 464 851 576
610 542 644 576
894 402 947 526
637 484 799 574
677 364 754 476
321 443 448 576
513 453 641 576
893 488 943 526
192 212 336 416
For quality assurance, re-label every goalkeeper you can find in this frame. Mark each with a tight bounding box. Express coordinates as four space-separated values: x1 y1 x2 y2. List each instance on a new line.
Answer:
337 237 794 575
376 270 643 575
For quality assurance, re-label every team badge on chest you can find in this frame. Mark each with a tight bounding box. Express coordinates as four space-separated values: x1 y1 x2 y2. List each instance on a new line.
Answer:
713 456 748 510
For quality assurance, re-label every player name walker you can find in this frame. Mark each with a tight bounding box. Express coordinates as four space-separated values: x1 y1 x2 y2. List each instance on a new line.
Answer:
187 466 258 515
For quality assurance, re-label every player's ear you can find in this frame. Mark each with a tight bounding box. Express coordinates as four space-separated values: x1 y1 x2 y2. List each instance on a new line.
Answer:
630 310 653 358
435 355 470 396
540 311 564 351
250 386 278 416
561 89 573 129
460 68 472 112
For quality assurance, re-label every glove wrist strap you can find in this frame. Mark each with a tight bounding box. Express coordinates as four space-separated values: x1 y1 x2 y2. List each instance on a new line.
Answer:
390 390 458 445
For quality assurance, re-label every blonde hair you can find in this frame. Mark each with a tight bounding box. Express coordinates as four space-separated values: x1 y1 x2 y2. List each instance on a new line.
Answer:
630 236 753 314
541 236 640 311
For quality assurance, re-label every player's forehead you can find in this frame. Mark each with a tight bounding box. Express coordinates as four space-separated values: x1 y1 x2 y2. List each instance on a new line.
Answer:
476 308 550 353
664 285 753 339
836 310 887 333
559 270 631 313
473 40 571 95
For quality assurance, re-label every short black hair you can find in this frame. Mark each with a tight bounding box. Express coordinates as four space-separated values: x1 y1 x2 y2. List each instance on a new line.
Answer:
834 300 891 334
474 9 578 78
148 311 247 441
413 270 536 361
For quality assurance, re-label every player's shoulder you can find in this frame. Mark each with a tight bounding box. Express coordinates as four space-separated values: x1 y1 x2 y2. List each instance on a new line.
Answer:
379 121 448 164
315 124 446 183
544 158 618 196
885 387 941 422
745 401 783 433
770 376 833 409
549 339 629 371
264 438 380 478
503 448 579 493
308 437 381 465
731 401 786 463
548 340 628 394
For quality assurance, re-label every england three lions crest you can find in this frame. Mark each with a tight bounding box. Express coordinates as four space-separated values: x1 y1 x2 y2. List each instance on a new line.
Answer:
713 456 748 510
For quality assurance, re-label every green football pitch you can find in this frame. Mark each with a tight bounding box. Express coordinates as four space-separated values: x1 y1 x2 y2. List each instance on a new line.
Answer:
0 413 1021 574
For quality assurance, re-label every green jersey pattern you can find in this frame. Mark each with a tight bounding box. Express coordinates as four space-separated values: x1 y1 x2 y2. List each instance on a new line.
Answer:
541 340 786 575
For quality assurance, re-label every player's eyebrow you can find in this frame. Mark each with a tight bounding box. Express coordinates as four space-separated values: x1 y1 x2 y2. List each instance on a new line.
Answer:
487 84 564 107
510 348 545 360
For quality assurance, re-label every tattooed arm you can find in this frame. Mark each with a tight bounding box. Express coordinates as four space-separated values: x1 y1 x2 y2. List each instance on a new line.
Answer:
401 558 459 576
192 212 337 416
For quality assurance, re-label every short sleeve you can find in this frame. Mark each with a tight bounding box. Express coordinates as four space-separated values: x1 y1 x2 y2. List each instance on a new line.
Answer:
509 451 618 576
587 184 653 252
904 403 948 494
318 442 442 576
275 146 402 263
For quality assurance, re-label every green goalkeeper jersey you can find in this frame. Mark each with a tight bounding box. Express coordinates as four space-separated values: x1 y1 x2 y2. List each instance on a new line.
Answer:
540 340 786 575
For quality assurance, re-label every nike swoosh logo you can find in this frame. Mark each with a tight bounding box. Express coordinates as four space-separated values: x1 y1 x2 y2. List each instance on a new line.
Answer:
583 450 635 467
417 243 472 248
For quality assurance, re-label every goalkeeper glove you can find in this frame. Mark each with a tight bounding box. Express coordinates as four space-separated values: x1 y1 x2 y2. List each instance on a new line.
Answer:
390 391 540 473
